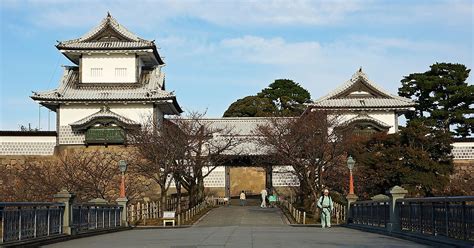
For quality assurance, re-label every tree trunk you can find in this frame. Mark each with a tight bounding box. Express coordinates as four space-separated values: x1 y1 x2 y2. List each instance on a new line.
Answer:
175 178 182 214
197 177 205 203
160 186 167 218
312 191 320 219
188 181 197 208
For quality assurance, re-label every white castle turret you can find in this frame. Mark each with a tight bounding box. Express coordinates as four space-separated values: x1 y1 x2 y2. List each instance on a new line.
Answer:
307 68 415 134
31 13 182 146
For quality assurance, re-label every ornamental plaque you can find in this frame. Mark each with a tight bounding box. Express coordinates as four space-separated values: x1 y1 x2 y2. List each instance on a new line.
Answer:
85 127 125 144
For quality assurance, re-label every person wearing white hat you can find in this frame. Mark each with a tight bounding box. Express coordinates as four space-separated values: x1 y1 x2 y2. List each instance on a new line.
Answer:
317 188 333 228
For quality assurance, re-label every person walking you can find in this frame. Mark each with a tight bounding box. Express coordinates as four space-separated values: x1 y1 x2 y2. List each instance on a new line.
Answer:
317 189 333 228
240 190 246 206
260 188 268 208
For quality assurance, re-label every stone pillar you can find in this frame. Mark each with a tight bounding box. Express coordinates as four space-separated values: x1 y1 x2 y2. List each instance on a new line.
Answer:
116 197 128 227
346 193 358 224
386 185 408 232
53 189 75 235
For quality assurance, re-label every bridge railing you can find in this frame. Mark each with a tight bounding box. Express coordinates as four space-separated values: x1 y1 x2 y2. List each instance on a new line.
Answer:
71 203 122 233
397 196 474 241
348 186 474 243
351 200 389 228
0 202 65 243
1 189 128 246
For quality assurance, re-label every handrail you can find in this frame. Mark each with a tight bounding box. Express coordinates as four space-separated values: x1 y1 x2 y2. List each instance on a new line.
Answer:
352 200 389 205
72 202 122 208
0 202 65 207
397 196 474 203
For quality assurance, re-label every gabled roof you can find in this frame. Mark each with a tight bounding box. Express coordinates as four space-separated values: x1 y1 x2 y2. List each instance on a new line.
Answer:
70 106 140 131
341 114 391 129
310 68 415 110
31 66 182 114
56 13 164 65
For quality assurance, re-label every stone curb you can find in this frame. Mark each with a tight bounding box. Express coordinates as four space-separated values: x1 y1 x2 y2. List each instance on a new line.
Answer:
1 227 132 248
344 224 474 248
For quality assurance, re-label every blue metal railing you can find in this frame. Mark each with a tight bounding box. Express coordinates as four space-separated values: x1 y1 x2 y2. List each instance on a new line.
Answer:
351 200 389 227
71 203 122 233
0 202 64 243
397 196 474 241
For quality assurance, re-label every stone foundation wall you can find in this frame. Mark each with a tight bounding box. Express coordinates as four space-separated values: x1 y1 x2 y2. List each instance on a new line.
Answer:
450 160 474 195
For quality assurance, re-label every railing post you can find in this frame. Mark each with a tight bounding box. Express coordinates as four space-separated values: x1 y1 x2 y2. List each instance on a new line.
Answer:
462 201 467 240
46 206 50 236
346 194 358 224
444 200 449 237
18 207 22 241
53 189 75 235
33 206 37 238
1 205 4 243
431 202 436 236
386 185 407 233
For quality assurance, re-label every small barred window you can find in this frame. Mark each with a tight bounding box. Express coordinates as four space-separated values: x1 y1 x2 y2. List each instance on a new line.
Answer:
115 68 127 77
90 68 103 77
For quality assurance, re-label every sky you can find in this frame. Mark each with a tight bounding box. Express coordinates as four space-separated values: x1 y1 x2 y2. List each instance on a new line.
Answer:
0 0 472 130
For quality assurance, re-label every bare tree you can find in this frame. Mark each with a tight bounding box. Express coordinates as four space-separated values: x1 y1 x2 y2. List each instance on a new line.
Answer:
128 116 179 216
254 111 348 213
1 150 144 203
170 112 242 207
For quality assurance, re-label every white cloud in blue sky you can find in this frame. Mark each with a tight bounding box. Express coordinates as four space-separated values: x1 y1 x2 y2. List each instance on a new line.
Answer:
1 0 472 130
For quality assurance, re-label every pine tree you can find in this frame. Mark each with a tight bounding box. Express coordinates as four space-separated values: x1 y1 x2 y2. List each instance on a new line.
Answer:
399 63 473 137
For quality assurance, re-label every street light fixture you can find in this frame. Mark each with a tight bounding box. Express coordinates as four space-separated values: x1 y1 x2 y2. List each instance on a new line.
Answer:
347 156 355 195
118 160 127 198
119 160 127 174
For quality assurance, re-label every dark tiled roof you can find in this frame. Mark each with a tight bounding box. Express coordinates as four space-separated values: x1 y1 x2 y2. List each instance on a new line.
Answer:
57 13 153 49
0 131 57 136
32 67 173 101
57 41 153 50
311 98 414 109
55 13 164 65
311 68 415 110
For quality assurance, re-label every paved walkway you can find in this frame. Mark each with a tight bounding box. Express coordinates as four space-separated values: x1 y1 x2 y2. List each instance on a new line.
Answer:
44 205 427 248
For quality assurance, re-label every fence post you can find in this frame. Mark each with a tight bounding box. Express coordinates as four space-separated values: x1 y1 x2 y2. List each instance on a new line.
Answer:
116 197 128 227
53 189 75 235
386 185 408 232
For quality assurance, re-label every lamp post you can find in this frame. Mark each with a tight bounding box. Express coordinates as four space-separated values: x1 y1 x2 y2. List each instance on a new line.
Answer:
118 160 127 198
347 156 355 195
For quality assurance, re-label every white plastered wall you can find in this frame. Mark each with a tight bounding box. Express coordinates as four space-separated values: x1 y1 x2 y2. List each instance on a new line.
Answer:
0 136 56 155
81 54 139 83
332 111 397 133
452 141 474 160
58 103 157 144
59 103 154 125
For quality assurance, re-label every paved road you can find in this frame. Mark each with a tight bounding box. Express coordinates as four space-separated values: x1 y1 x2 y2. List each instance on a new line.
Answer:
44 205 428 248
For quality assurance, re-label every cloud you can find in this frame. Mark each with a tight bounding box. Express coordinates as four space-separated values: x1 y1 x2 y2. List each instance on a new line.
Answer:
221 36 322 65
207 34 472 99
3 0 470 30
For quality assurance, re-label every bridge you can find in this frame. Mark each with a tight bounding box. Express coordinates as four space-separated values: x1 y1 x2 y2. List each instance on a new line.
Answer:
1 194 473 248
44 203 426 248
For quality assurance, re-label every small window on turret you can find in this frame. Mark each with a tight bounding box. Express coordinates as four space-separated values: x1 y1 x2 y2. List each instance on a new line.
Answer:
90 68 103 77
115 68 127 77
